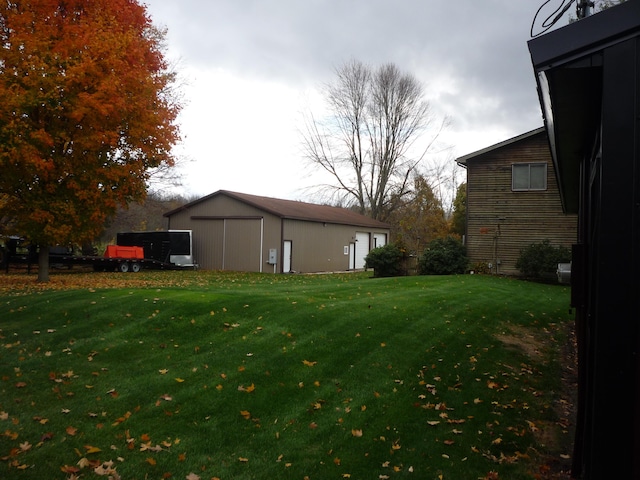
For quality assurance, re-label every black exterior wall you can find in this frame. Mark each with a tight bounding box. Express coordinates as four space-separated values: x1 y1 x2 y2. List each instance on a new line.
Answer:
529 1 640 478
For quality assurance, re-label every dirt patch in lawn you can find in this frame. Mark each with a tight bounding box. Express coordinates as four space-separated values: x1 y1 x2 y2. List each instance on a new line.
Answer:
495 321 578 479
495 324 545 360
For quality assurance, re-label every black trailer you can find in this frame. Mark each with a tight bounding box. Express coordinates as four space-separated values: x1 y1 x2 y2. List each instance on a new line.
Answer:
116 230 195 268
49 252 185 273
2 230 196 273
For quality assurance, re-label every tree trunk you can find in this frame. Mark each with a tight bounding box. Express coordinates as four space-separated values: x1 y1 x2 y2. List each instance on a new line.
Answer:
37 245 50 283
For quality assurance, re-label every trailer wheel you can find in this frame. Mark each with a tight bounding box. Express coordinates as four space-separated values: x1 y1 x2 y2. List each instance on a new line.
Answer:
119 262 130 273
131 262 141 273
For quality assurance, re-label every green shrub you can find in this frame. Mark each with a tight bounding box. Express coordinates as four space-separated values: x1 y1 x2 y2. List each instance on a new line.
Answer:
365 243 406 277
470 261 490 275
418 237 468 275
515 239 571 279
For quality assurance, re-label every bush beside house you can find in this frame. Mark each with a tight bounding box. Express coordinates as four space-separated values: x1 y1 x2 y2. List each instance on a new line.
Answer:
515 239 571 280
418 237 468 275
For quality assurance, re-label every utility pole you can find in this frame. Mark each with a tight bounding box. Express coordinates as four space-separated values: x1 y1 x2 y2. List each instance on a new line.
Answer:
576 0 594 18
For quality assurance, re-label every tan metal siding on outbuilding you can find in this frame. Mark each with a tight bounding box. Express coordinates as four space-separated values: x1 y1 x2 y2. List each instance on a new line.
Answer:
284 220 350 272
459 129 578 276
196 219 225 270
223 218 262 271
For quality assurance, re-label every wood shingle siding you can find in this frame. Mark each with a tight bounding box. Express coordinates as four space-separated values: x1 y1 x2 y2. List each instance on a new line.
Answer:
458 128 578 276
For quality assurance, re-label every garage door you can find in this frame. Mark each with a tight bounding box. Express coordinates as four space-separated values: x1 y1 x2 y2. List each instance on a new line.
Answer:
354 232 370 269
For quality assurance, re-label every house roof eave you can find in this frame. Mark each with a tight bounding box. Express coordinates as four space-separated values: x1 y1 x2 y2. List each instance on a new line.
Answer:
456 127 546 166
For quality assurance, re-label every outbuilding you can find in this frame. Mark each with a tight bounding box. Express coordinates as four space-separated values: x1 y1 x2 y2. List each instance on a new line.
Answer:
164 190 390 273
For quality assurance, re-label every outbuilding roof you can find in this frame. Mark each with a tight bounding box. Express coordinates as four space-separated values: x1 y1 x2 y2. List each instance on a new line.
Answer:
164 190 391 229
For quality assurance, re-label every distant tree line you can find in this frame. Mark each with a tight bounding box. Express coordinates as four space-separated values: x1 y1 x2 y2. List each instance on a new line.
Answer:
98 192 196 246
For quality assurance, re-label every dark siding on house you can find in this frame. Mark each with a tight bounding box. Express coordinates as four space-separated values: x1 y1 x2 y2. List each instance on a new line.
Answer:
465 130 578 275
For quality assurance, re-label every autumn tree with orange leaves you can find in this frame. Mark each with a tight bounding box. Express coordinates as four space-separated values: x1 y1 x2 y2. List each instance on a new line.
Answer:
0 0 181 281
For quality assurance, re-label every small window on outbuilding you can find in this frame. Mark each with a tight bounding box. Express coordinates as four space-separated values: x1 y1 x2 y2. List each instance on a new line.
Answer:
512 163 547 191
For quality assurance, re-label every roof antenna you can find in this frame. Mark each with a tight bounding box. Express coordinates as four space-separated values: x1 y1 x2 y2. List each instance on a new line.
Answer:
576 0 594 18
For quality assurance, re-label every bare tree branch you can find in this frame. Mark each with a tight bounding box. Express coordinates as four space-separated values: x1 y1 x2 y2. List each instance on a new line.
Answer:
301 60 446 221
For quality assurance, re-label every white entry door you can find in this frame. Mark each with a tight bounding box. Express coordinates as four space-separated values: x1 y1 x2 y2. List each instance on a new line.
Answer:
349 243 356 270
283 240 292 273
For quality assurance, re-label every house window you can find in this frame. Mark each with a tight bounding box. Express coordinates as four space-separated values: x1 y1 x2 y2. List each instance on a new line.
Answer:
512 163 547 191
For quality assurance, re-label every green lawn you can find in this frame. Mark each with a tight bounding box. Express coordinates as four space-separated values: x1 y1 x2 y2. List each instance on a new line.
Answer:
0 271 574 480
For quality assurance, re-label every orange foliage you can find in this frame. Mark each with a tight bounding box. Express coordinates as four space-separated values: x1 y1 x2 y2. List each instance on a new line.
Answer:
0 0 181 248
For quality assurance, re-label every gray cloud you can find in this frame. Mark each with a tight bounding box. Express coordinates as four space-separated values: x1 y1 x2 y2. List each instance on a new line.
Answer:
144 0 571 196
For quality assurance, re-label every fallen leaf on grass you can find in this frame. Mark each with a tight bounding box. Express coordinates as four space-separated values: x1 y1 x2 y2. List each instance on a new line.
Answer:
351 429 363 437
186 474 200 480
66 426 78 436
240 410 251 420
140 442 163 452
61 465 80 474
302 360 317 367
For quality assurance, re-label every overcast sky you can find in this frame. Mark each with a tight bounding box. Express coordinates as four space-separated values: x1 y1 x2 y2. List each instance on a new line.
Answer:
143 0 571 201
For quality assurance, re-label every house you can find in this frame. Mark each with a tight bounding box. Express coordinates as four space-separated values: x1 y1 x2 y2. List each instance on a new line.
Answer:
456 127 578 275
163 190 390 273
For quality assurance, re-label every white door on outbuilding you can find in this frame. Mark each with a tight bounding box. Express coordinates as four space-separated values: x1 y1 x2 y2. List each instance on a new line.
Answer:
354 232 370 269
283 240 292 273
